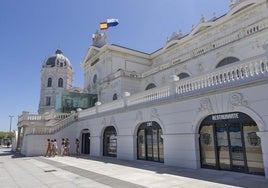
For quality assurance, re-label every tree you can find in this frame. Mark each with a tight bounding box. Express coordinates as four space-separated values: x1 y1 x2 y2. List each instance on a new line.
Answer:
0 131 13 143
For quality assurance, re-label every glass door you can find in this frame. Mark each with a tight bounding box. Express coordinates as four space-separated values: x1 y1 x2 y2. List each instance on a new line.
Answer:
216 124 230 170
137 122 163 162
229 123 246 172
146 128 153 160
82 132 90 154
216 123 246 172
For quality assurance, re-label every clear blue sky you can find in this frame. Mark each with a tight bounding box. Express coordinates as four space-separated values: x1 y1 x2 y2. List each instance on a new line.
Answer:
0 0 230 131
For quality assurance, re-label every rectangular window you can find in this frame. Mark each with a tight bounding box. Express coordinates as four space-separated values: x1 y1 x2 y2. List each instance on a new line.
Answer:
46 96 51 106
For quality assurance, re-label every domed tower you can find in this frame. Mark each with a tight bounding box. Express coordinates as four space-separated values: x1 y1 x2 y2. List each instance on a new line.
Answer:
38 49 74 114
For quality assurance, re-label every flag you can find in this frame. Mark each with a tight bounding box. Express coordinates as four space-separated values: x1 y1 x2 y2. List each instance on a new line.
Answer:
107 19 119 27
99 18 119 30
100 22 108 30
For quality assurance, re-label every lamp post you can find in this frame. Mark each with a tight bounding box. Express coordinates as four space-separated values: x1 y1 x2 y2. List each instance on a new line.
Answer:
9 115 14 132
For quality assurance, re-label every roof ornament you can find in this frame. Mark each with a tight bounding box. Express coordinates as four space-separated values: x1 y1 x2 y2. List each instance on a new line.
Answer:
167 30 184 42
178 29 183 37
200 14 207 23
230 0 236 9
92 30 108 48
55 49 63 54
212 12 217 20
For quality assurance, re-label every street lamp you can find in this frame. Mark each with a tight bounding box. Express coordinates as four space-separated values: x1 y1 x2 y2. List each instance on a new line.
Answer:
9 115 14 132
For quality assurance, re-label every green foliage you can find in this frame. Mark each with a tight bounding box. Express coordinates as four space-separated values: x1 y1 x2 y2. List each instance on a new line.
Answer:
0 131 13 141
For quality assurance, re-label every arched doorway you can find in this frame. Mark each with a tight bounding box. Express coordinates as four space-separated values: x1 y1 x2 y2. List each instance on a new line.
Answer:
145 83 156 90
137 121 164 162
103 126 117 157
199 112 264 175
81 129 90 154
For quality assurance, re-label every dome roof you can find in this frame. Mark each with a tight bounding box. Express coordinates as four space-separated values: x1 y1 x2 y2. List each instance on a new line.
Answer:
42 49 73 69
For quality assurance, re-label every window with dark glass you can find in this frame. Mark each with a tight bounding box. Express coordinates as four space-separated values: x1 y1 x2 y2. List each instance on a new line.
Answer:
177 72 190 80
113 93 118 100
103 126 117 157
145 83 156 90
199 112 264 175
216 57 240 68
46 96 51 106
47 78 52 87
137 121 164 162
58 78 63 87
93 74 97 84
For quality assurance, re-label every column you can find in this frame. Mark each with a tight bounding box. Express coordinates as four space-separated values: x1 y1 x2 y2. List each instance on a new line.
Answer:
257 131 268 178
16 127 22 151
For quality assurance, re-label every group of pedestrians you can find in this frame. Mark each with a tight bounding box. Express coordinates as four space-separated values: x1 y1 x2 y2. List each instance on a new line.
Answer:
44 138 58 157
45 138 80 157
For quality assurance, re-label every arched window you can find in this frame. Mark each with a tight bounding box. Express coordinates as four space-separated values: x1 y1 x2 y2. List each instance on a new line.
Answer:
145 83 156 90
199 112 264 175
47 78 52 87
93 74 97 84
137 121 163 162
216 57 240 68
113 93 118 101
103 126 117 157
58 78 63 87
177 72 190 80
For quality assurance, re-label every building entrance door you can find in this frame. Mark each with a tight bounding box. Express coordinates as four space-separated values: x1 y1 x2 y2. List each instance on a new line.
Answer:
137 121 164 162
216 123 246 172
199 112 264 175
82 132 90 154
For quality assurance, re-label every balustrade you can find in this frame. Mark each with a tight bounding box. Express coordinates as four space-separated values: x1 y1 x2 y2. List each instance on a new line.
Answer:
22 57 268 135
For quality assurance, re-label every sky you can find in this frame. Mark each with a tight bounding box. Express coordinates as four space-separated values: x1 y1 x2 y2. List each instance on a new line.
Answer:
0 0 230 131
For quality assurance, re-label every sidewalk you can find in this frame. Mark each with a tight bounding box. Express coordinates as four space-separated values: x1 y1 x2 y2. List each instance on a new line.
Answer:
0 147 268 188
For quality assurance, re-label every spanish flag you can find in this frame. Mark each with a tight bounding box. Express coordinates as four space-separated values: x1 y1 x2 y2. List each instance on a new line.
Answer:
100 22 108 30
100 19 119 30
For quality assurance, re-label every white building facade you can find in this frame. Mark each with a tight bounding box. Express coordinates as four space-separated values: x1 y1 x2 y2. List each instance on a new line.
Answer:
38 49 74 114
17 0 268 178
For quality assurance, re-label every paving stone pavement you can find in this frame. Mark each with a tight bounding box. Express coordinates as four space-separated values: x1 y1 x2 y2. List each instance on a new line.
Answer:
0 146 268 188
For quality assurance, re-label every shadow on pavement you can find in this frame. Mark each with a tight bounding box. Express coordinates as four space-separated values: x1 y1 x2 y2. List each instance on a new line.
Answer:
74 154 268 188
0 147 25 158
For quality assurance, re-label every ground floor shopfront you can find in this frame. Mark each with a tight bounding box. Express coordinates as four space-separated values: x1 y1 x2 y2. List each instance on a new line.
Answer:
78 111 265 176
199 112 264 175
18 88 268 178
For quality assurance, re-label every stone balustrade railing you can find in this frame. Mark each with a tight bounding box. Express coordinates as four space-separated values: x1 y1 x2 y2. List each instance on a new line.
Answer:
98 69 141 84
174 57 268 95
97 100 125 113
79 55 268 119
18 112 71 124
127 86 170 106
25 113 77 135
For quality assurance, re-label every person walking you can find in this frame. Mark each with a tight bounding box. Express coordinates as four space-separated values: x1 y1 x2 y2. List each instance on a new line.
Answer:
52 139 58 156
61 138 65 156
65 138 70 156
45 139 52 157
75 138 80 156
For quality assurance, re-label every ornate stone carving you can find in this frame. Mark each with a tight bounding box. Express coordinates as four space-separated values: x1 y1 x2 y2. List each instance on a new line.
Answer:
229 92 248 109
198 98 213 113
